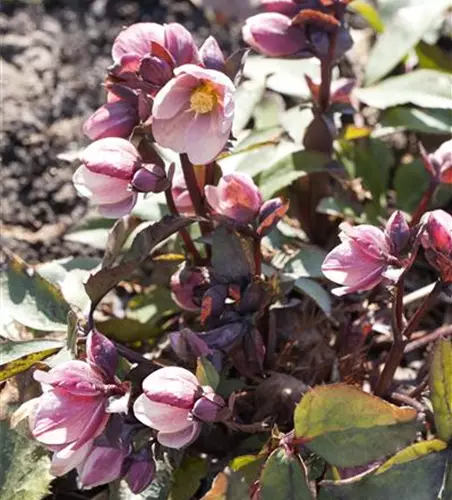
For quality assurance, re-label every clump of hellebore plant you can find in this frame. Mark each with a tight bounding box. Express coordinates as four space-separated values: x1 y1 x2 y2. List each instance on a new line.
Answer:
133 367 225 448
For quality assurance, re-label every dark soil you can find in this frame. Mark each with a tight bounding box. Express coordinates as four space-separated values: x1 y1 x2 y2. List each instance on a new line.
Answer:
1 0 238 264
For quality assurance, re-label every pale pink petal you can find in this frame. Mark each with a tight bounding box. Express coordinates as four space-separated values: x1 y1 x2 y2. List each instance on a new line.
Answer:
262 0 299 16
78 446 126 488
164 23 199 66
51 440 93 477
157 421 201 449
73 166 132 205
331 264 386 297
133 394 192 433
174 64 235 93
98 193 138 218
204 185 221 214
152 75 195 120
152 109 194 154
83 101 138 141
112 23 165 63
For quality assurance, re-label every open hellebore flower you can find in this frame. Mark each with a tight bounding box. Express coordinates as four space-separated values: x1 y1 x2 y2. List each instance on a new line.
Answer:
421 139 452 185
243 0 352 59
133 367 225 449
152 64 235 164
204 172 263 224
322 212 410 296
73 137 169 218
30 330 127 477
421 210 452 283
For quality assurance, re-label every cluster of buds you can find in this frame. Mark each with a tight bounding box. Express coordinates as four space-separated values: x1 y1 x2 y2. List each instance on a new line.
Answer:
243 0 353 59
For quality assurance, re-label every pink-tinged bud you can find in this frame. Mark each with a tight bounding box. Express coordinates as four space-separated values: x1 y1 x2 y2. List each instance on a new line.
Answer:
73 138 143 218
322 223 399 296
131 165 170 193
205 172 263 224
385 210 410 256
86 329 118 381
170 328 212 362
191 390 225 422
133 367 202 449
83 101 139 141
164 23 200 66
170 264 206 311
139 55 174 87
421 210 452 283
77 445 126 488
171 172 195 216
125 451 156 494
243 12 306 57
152 64 235 165
199 36 225 71
257 197 289 236
421 140 452 185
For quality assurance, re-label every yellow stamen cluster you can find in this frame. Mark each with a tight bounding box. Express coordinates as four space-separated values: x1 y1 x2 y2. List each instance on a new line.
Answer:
190 83 217 114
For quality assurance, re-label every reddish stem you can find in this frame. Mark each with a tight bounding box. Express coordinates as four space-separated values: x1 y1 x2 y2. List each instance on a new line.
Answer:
410 180 438 226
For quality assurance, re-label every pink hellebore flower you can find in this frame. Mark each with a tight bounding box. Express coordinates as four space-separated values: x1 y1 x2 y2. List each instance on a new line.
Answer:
170 264 207 311
421 210 452 283
152 64 235 165
73 137 169 218
321 212 409 296
30 330 126 477
421 139 452 185
133 367 224 449
205 172 263 224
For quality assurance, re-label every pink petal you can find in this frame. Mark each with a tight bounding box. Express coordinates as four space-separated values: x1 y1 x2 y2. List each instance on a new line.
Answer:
51 440 93 477
262 0 299 16
204 185 221 214
331 264 386 297
164 23 199 66
112 23 165 63
157 421 201 449
83 101 138 141
152 75 195 120
142 367 198 408
78 446 126 488
243 13 305 57
152 109 194 154
73 166 132 205
174 64 235 93
133 394 192 433
98 193 138 218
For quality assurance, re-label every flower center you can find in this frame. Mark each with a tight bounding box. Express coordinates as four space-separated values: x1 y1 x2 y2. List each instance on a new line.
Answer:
190 83 217 114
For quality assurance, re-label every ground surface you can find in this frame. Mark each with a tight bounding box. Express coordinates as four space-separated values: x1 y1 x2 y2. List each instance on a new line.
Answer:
1 0 237 263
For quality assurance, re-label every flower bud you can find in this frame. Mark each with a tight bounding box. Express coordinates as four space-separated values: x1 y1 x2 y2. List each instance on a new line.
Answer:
170 264 206 311
139 55 174 87
205 173 263 224
86 329 118 381
421 210 452 283
77 445 126 488
199 36 225 70
130 165 170 193
83 101 139 141
191 390 225 422
421 139 452 185
385 210 410 256
170 328 212 362
124 450 156 494
257 197 289 236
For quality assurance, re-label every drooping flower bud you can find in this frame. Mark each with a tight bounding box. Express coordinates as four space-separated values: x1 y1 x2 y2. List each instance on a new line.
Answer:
170 264 207 311
420 139 452 185
421 210 452 283
191 389 224 422
384 210 411 256
322 222 402 296
204 172 263 224
257 198 289 235
130 165 170 193
124 449 156 494
77 444 127 489
133 367 225 449
86 328 118 381
199 36 226 71
83 100 139 141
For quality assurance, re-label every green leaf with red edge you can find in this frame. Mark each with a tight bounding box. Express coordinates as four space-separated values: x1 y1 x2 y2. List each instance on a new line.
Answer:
429 338 452 442
260 448 313 500
294 384 420 467
319 441 449 500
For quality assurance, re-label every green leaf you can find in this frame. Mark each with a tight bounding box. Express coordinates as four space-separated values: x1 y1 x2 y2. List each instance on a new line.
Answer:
253 92 285 130
229 454 266 486
293 278 332 317
356 70 452 109
233 79 266 134
196 357 220 390
202 470 250 500
393 159 430 213
444 459 452 500
0 338 63 382
284 246 327 279
260 449 313 500
1 255 71 332
281 107 315 144
429 338 452 442
102 215 142 269
349 1 384 33
0 422 53 500
169 456 208 500
380 107 452 135
37 257 99 284
64 217 116 249
294 384 419 467
364 0 450 84
416 41 452 72
258 150 330 199
320 446 448 500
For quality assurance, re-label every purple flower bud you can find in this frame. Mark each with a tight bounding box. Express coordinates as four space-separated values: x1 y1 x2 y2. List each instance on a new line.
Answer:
191 391 225 422
170 329 212 362
77 445 126 488
86 329 118 381
385 211 410 256
170 264 206 311
83 101 139 141
131 165 170 193
124 451 156 494
139 55 174 87
257 197 289 236
199 36 225 71
421 210 452 283
204 172 263 224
